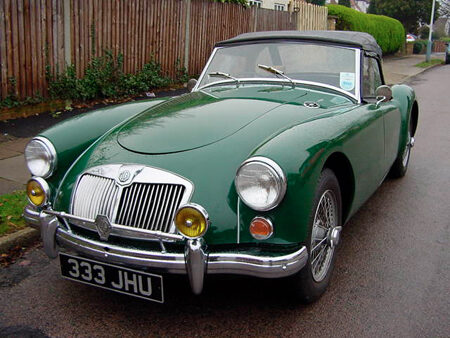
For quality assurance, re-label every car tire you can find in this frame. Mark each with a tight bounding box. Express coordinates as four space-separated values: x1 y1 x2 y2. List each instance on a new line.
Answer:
390 118 413 178
289 168 342 303
446 56 450 64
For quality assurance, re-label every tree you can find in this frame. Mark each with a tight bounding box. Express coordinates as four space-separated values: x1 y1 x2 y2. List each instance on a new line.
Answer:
308 0 326 6
213 0 248 5
367 0 439 34
338 0 352 8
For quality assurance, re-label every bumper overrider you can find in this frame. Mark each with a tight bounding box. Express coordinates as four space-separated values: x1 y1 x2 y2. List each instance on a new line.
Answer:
24 205 308 295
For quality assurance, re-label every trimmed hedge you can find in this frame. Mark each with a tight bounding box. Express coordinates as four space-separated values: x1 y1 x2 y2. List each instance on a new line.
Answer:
327 5 404 55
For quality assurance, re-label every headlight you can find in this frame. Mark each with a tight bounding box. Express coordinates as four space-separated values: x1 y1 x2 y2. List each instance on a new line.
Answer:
26 177 50 207
24 137 57 178
235 157 287 211
174 204 209 239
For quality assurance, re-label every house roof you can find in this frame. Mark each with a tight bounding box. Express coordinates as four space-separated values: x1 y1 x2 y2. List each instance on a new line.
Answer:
217 30 382 58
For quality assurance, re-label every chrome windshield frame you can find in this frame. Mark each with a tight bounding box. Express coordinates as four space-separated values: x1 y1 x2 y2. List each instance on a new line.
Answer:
193 45 362 103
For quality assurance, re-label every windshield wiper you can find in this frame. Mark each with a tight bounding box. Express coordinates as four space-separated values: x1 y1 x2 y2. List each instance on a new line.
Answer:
208 71 240 88
257 64 295 88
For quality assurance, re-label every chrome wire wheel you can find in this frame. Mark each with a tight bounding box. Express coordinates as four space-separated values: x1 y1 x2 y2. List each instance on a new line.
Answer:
310 189 338 282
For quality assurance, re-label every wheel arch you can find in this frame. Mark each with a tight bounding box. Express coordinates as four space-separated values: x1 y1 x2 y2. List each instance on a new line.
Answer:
322 152 355 224
411 100 419 136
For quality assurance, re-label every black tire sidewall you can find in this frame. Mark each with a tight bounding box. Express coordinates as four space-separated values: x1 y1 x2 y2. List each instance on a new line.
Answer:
290 168 342 303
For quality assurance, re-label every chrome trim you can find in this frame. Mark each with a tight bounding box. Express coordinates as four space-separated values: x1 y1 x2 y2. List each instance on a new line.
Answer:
235 156 287 211
43 209 184 241
26 177 50 207
192 47 219 91
70 164 193 238
23 204 41 227
185 239 207 294
236 198 241 244
36 214 308 294
250 216 274 240
25 136 57 178
174 203 210 239
198 78 358 101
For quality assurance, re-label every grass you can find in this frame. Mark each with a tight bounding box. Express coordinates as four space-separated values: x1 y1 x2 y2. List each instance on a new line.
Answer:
415 59 444 68
0 190 28 236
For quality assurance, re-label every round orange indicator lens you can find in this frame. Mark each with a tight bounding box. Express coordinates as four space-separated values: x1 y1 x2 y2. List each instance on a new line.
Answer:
249 217 273 240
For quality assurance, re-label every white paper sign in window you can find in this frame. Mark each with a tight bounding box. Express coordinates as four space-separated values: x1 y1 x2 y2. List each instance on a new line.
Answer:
340 72 355 91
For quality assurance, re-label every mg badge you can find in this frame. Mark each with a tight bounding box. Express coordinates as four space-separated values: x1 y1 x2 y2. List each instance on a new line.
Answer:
118 170 131 183
95 215 112 241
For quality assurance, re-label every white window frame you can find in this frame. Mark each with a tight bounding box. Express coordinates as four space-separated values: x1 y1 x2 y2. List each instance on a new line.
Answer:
248 0 262 7
274 3 285 11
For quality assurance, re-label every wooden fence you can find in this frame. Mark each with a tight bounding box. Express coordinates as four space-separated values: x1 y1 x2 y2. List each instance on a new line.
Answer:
0 0 328 100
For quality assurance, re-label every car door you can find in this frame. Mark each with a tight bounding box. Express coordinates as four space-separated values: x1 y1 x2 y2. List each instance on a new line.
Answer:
363 55 401 177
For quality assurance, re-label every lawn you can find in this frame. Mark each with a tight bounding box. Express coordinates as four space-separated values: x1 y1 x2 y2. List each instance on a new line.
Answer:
415 59 444 68
0 190 27 236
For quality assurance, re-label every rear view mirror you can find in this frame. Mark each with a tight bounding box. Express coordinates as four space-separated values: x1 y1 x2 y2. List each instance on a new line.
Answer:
187 79 197 92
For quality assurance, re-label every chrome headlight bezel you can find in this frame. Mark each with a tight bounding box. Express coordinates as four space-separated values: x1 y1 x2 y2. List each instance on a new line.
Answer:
235 157 287 211
24 137 57 178
26 177 50 207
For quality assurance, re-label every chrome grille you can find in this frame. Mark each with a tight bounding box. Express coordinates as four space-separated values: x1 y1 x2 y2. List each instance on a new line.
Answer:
116 183 185 232
72 174 119 221
71 170 187 235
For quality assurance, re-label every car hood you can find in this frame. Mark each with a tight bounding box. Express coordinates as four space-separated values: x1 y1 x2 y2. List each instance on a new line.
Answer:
53 84 355 244
117 88 308 154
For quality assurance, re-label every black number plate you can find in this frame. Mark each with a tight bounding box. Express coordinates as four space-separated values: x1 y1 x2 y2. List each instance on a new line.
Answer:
60 253 164 303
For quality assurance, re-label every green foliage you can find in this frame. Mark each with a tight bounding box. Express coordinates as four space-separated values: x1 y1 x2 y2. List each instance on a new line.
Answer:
212 0 248 5
367 0 439 34
327 5 405 55
47 51 174 101
0 78 43 109
415 59 444 68
338 0 351 8
413 40 429 54
308 0 326 6
0 191 27 236
440 37 450 42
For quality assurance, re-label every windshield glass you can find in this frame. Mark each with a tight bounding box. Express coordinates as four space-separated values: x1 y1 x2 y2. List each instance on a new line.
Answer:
198 42 358 96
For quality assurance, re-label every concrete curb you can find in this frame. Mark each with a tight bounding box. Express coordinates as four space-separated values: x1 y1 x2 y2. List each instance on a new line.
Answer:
400 63 444 84
0 227 40 253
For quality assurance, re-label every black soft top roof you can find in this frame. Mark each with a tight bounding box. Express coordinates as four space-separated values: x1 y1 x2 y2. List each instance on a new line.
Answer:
216 30 382 58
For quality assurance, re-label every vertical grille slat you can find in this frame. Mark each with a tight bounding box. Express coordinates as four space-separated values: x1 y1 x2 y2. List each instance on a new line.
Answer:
142 185 157 230
72 173 186 234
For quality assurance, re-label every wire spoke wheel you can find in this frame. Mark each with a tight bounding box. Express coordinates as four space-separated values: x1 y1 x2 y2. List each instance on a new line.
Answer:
310 189 338 282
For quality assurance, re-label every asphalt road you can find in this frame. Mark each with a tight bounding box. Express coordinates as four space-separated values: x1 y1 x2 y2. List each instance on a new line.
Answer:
1 65 449 338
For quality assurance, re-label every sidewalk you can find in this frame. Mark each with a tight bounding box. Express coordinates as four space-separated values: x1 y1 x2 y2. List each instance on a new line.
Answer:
383 53 445 84
0 53 445 195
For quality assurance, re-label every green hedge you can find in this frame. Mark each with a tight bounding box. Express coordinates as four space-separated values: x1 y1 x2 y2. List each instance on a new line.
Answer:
327 5 405 55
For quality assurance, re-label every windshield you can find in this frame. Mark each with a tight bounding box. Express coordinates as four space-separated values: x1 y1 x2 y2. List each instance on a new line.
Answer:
198 42 359 96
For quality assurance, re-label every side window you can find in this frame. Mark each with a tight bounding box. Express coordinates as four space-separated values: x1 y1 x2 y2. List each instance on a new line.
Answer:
363 57 382 98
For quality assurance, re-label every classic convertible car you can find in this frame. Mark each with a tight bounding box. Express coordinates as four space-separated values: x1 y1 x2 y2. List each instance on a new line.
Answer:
24 31 418 303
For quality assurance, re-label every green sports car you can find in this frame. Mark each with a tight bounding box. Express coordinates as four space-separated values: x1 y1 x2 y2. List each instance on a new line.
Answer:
24 31 418 303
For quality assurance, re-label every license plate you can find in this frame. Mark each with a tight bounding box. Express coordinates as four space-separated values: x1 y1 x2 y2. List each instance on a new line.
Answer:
59 253 164 303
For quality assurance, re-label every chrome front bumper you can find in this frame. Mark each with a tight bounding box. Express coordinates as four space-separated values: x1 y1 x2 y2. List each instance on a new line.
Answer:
24 205 308 295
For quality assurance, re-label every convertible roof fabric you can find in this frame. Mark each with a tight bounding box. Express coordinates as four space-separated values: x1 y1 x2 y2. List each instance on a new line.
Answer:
217 30 382 58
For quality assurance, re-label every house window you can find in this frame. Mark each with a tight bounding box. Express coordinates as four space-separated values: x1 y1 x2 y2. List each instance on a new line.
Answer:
248 0 262 7
274 3 285 11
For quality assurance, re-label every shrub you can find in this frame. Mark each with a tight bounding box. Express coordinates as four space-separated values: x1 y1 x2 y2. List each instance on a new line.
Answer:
327 5 405 55
413 40 428 54
47 51 173 101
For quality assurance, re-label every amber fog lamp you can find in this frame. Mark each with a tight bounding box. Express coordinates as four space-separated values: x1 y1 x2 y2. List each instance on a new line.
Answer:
26 178 49 207
249 217 273 240
174 204 209 239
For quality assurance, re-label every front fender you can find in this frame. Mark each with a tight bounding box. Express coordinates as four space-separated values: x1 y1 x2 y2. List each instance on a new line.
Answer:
391 84 417 157
38 98 169 190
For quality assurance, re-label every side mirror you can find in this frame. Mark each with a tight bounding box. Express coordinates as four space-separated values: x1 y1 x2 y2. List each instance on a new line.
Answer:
187 79 197 92
375 85 392 108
